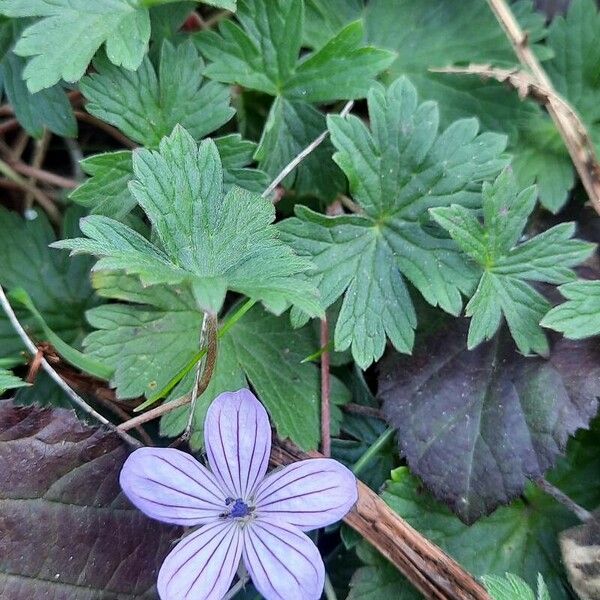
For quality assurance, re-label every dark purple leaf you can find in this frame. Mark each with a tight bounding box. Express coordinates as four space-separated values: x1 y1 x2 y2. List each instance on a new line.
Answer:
0 400 180 599
379 322 600 524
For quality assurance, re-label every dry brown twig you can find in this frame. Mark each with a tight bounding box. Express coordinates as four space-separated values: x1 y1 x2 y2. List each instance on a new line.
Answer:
271 440 491 600
479 0 600 216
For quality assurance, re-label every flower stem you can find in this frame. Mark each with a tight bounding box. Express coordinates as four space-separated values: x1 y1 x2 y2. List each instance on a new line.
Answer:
352 426 395 477
222 575 250 600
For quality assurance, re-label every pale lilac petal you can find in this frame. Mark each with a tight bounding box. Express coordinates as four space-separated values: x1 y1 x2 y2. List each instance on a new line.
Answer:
204 388 271 498
119 447 226 526
243 519 325 600
157 520 242 600
253 458 358 531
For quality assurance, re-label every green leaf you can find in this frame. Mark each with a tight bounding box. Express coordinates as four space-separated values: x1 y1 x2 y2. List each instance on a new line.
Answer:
379 319 600 523
0 368 28 394
0 206 97 358
80 40 235 147
431 169 595 355
483 573 551 600
194 0 394 199
70 135 268 220
303 0 363 49
363 0 575 212
0 51 76 138
56 126 320 315
0 0 151 93
197 2 393 100
141 0 235 8
0 400 180 598
279 77 507 368
545 0 600 129
541 280 600 339
84 272 203 399
511 112 574 214
161 303 349 450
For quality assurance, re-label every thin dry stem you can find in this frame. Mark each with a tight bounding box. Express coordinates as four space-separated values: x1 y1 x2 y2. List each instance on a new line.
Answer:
486 0 600 215
271 439 491 600
262 100 354 198
0 284 141 448
10 160 78 189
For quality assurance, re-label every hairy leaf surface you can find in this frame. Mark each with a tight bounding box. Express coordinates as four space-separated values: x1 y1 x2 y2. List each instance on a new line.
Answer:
280 77 507 368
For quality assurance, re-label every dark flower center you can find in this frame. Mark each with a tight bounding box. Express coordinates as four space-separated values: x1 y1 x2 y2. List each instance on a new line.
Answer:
222 497 253 519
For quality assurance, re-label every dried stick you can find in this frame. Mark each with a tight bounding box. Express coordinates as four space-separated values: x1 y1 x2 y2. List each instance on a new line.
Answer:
320 317 331 457
271 440 491 600
9 160 78 189
0 284 141 448
0 158 61 224
117 313 219 432
262 100 354 198
343 402 384 420
24 130 51 211
486 0 600 216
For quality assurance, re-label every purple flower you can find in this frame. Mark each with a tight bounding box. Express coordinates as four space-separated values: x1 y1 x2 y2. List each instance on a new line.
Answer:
120 388 358 600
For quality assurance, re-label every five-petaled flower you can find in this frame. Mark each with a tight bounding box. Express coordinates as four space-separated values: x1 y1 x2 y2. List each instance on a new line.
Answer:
120 388 358 600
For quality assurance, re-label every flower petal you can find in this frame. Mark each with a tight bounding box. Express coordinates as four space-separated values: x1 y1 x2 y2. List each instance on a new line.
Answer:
204 388 271 498
254 458 358 531
119 447 226 526
243 519 325 600
157 520 242 600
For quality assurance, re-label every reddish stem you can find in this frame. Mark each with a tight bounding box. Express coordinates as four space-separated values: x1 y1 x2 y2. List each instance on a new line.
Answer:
320 317 331 457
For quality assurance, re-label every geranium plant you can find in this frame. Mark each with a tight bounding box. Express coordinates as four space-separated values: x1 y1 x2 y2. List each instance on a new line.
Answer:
0 1 599 599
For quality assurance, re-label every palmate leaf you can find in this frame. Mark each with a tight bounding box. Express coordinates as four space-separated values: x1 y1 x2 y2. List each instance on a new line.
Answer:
431 170 595 355
0 400 179 598
195 0 395 199
379 320 600 523
56 126 320 316
80 39 234 147
83 273 348 450
70 135 268 220
279 77 507 368
0 0 151 93
541 280 600 339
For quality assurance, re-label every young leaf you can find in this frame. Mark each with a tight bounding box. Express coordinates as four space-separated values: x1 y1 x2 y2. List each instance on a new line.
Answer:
483 573 551 600
379 320 600 523
56 126 320 315
541 280 600 339
195 0 395 199
431 169 595 356
279 77 507 368
0 400 179 597
80 40 234 147
0 206 96 358
70 136 268 220
0 0 151 92
0 368 28 394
